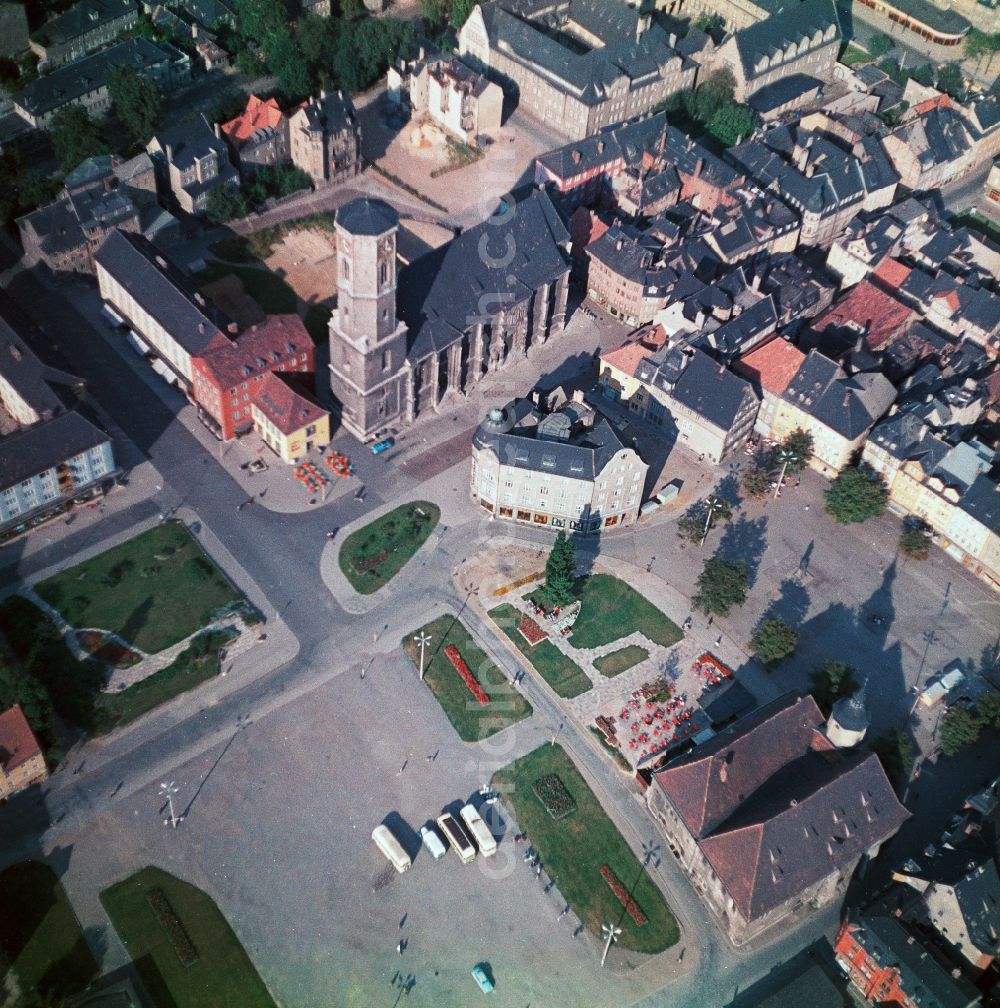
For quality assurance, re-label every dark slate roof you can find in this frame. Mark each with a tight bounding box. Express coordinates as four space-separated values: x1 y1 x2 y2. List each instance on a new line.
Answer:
884 0 969 34
152 115 230 172
398 188 570 361
855 64 889 89
0 290 82 419
727 129 865 218
748 74 824 115
479 0 686 106
335 197 398 238
699 749 907 922
960 473 1000 536
829 681 869 733
783 349 895 439
294 90 357 137
0 409 111 489
93 229 232 357
472 399 629 479
637 345 757 429
15 39 174 118
33 0 135 46
848 916 981 1008
536 112 668 180
868 410 949 468
697 296 777 360
733 0 840 81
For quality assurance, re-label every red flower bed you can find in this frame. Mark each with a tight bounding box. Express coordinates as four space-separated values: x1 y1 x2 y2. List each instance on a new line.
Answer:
147 888 199 966
444 644 489 706
517 613 547 646
76 630 141 668
600 865 647 926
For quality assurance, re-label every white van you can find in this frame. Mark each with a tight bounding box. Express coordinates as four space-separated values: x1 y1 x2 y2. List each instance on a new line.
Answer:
419 824 447 860
372 824 411 873
436 813 476 864
460 804 497 857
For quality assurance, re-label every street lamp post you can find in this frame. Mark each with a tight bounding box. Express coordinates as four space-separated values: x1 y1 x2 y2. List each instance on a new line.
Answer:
159 781 180 828
700 496 727 546
774 449 796 500
601 922 622 967
414 631 432 680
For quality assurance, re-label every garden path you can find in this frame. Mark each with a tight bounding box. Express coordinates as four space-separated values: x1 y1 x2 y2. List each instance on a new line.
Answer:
17 586 255 691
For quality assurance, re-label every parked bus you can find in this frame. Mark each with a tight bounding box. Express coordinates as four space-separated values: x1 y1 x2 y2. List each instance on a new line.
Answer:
436 813 476 864
372 824 411 873
460 804 497 857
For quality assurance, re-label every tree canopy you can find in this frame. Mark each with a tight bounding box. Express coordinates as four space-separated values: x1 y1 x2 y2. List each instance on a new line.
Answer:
808 660 858 716
48 105 107 172
740 464 771 499
935 62 965 98
108 65 161 144
541 530 576 608
692 556 747 616
781 429 813 471
869 729 913 790
824 466 887 525
940 707 981 756
750 618 798 668
866 33 893 57
899 525 931 560
205 185 248 224
707 103 756 147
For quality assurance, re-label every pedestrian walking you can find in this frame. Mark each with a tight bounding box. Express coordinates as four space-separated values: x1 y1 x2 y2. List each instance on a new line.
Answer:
715 635 723 646
707 616 713 627
396 942 403 955
360 668 366 679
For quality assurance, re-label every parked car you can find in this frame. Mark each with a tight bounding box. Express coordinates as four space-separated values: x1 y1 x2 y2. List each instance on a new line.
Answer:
419 824 447 860
371 437 395 455
471 964 494 993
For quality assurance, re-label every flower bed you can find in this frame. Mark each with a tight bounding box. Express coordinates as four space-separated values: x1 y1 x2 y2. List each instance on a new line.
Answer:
147 887 199 966
493 571 544 597
76 630 141 669
443 644 489 706
350 549 389 575
517 613 547 647
532 773 576 820
600 865 648 926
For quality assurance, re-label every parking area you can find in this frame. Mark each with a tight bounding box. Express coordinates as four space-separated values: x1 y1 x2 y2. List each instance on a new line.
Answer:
57 647 668 1008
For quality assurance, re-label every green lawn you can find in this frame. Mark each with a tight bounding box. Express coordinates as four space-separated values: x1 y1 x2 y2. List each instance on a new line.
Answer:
338 502 440 594
402 615 532 741
0 862 99 1004
488 604 591 698
951 210 1000 246
840 42 870 66
594 644 649 678
569 575 682 650
36 522 243 655
101 867 276 1008
93 628 236 735
492 746 678 953
196 261 298 314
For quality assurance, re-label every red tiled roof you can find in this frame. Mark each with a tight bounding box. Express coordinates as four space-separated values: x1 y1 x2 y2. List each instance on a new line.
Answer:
653 694 909 925
196 314 310 390
220 95 285 145
812 280 915 353
734 339 805 396
653 694 824 837
933 288 960 313
914 94 953 116
873 257 911 291
601 325 668 378
251 371 326 435
0 704 42 773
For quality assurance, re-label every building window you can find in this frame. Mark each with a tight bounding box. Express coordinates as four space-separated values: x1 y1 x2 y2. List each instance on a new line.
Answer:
516 509 531 521
382 349 391 371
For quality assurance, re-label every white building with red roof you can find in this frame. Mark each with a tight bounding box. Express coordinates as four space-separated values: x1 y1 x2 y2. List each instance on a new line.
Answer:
219 94 289 177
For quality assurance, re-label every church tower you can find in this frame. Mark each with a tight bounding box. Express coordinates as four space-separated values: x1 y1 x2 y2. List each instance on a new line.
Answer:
328 197 408 440
826 678 870 749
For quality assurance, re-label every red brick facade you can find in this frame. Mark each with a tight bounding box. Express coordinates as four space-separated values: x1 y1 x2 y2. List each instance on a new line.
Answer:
191 315 314 441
